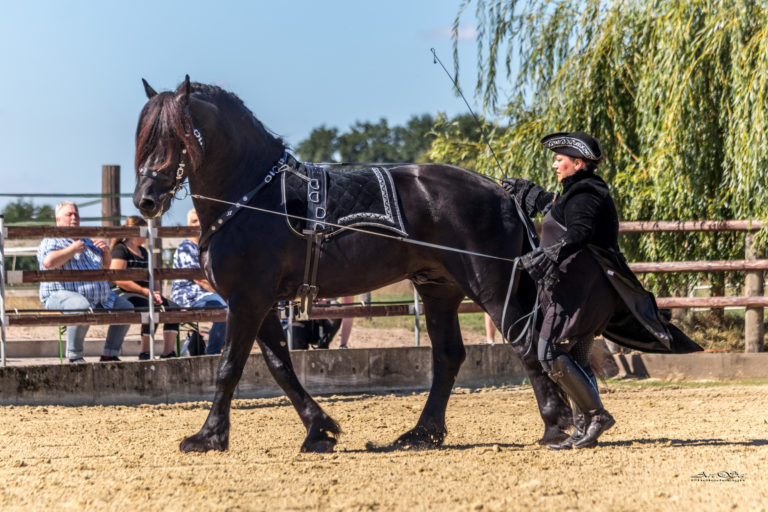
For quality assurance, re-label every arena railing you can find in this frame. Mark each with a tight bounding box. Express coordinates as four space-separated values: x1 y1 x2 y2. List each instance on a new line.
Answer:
1 219 767 366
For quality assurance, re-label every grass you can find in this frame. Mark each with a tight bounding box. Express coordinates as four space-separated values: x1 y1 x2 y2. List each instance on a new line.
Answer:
678 310 747 351
604 378 768 388
345 291 488 334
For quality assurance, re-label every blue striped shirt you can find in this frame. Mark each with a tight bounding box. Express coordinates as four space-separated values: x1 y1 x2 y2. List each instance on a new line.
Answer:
37 238 116 308
171 239 211 307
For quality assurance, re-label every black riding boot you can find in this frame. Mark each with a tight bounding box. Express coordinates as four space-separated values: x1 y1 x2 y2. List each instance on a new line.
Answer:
575 408 615 448
548 399 588 450
547 355 614 449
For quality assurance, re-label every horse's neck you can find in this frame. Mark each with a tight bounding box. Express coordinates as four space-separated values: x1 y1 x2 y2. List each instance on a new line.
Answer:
189 147 283 230
188 98 285 229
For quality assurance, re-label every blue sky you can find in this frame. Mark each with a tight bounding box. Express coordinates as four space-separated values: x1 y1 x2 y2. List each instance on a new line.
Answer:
0 0 483 225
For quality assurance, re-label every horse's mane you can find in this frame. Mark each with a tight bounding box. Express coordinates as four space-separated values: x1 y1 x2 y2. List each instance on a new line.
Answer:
189 83 285 148
135 81 285 175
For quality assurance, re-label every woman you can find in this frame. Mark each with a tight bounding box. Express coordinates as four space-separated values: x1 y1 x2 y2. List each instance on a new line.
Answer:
504 131 699 450
171 208 227 354
110 216 179 359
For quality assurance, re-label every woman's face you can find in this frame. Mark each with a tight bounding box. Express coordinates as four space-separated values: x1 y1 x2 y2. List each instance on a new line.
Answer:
552 154 584 183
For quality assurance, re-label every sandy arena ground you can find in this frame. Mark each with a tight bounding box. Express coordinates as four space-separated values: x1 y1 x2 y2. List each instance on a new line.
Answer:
0 382 765 511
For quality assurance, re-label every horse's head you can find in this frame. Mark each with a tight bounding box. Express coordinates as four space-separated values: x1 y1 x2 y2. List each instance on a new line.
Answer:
133 75 204 218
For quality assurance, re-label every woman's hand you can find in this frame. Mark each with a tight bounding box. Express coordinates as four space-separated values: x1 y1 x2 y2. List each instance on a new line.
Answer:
520 246 559 290
501 178 550 217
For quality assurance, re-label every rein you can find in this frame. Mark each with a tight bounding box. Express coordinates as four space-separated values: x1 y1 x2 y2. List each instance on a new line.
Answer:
191 184 521 263
193 183 536 349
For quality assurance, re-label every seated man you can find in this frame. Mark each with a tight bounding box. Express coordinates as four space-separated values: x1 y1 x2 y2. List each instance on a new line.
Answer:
37 201 132 363
171 209 227 354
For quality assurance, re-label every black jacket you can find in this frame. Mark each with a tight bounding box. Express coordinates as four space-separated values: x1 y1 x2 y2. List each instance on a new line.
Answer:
530 169 619 263
521 169 702 354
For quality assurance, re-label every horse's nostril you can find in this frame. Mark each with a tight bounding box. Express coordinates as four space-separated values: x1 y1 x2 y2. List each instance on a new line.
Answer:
139 198 156 213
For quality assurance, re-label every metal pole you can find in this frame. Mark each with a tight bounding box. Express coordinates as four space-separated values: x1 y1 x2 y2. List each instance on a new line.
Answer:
0 215 7 367
287 303 294 350
146 219 156 358
413 283 420 347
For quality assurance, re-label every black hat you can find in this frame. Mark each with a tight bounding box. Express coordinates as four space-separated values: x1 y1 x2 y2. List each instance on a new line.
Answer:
541 131 604 162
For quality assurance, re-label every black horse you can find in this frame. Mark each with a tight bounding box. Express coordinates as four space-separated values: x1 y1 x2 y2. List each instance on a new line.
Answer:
133 76 571 453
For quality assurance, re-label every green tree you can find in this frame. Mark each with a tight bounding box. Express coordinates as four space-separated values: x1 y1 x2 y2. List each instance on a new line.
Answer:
297 114 457 164
2 199 54 225
296 126 338 162
2 199 55 271
433 0 768 296
394 114 443 163
336 119 401 162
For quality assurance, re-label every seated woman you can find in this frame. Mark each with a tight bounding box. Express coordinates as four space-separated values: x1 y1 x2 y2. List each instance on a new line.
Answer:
171 208 227 354
110 216 179 359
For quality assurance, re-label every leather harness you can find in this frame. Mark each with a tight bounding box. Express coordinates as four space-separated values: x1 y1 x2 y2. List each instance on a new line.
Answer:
297 164 330 315
197 152 330 316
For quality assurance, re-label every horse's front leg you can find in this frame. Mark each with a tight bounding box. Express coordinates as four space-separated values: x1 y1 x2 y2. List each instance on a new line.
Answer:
254 309 341 453
180 296 263 453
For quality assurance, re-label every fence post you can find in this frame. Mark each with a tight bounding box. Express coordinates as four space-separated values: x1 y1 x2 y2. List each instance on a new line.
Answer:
146 219 156 358
412 284 420 347
101 165 121 226
0 215 7 367
744 233 764 352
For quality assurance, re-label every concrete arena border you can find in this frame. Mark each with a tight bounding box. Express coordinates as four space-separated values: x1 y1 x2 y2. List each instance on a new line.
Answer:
0 345 765 406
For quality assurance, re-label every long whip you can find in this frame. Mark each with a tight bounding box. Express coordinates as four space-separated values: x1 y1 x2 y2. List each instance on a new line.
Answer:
430 48 540 346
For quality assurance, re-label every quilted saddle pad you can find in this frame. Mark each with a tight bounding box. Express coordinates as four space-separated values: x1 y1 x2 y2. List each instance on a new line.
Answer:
281 165 407 238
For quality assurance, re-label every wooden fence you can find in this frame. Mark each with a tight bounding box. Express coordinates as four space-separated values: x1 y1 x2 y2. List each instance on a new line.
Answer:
1 220 766 366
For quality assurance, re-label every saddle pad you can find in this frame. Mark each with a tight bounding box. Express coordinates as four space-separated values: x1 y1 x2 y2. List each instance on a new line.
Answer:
281 166 407 238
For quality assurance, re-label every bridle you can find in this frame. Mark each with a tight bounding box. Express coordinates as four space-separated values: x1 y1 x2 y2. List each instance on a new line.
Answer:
138 108 205 198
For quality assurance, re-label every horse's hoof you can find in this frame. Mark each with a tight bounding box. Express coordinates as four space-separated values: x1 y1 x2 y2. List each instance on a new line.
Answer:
300 435 337 453
179 431 228 453
538 425 569 446
393 426 446 450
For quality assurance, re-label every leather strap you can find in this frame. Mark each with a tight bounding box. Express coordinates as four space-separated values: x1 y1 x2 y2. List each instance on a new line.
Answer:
298 231 323 316
197 153 293 251
306 165 328 231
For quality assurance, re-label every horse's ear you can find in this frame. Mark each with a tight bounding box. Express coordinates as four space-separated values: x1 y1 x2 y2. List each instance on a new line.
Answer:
178 74 192 106
142 78 157 99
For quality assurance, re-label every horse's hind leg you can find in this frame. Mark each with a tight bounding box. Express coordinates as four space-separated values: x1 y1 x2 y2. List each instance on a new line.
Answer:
254 310 341 453
521 348 572 444
393 284 466 449
490 302 571 445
